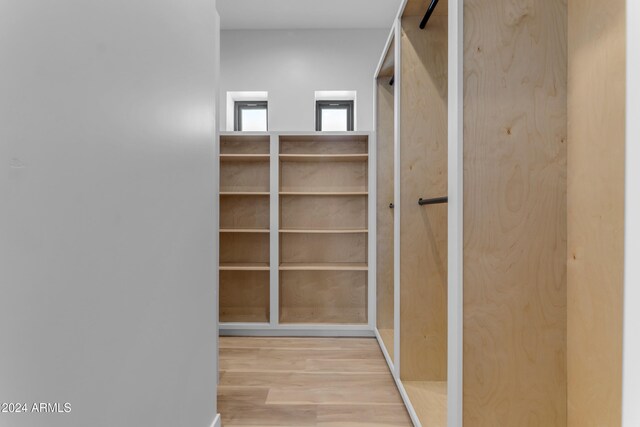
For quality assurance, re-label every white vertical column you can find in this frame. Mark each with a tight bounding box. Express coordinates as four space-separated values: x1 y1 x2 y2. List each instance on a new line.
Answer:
393 18 402 379
448 0 464 426
623 1 640 425
270 133 280 326
368 131 377 330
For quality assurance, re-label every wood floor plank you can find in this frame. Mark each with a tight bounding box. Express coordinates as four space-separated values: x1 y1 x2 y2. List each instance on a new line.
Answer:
218 337 410 427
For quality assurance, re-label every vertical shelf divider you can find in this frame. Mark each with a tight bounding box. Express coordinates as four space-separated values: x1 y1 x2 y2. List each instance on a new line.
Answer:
269 133 279 326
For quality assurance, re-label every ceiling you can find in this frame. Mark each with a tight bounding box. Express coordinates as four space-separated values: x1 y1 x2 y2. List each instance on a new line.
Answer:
218 0 402 30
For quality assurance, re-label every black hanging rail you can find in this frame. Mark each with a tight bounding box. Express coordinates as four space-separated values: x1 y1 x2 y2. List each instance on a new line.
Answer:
419 0 440 29
389 75 395 86
418 196 448 206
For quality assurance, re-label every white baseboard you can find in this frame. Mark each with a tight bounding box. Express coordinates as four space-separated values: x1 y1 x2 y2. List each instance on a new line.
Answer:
211 413 221 427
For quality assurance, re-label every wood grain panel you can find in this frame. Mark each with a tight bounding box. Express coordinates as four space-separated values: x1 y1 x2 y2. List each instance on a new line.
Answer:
376 77 395 350
220 160 270 192
402 0 448 19
399 15 448 383
567 0 625 425
403 381 446 427
280 233 367 264
220 232 269 264
220 135 270 154
220 195 270 230
220 271 269 323
463 0 567 425
279 135 368 154
218 337 411 426
280 271 367 324
280 161 368 193
280 195 367 230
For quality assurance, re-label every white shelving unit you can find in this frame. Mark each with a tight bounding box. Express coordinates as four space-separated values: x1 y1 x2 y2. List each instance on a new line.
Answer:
218 131 375 337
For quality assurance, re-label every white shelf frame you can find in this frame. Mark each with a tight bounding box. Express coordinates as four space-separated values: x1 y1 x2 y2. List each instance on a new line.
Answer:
218 131 374 337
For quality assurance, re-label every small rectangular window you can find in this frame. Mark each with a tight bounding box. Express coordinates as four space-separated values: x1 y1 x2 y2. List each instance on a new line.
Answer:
316 100 354 131
234 101 268 131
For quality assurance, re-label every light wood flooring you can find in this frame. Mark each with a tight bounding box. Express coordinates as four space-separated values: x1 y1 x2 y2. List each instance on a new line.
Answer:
218 337 412 426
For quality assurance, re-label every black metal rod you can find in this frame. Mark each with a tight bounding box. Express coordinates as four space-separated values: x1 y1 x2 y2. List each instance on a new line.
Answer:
419 0 440 29
418 196 448 206
389 75 394 86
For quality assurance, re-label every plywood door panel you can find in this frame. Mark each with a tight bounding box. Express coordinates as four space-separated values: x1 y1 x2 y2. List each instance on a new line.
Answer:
279 136 368 154
220 135 270 154
280 161 368 193
567 0 625 425
220 161 270 193
399 15 448 382
280 195 367 230
220 271 270 323
279 271 367 324
280 233 367 264
376 78 395 343
220 196 270 230
219 232 270 264
463 0 567 425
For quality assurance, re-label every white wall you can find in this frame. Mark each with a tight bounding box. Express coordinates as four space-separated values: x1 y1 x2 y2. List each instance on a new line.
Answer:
0 1 219 427
623 1 640 425
220 29 388 131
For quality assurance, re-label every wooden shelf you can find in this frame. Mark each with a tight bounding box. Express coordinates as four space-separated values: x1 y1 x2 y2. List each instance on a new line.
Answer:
279 263 367 271
220 191 270 196
279 191 368 196
279 154 368 162
220 154 270 162
220 228 270 233
219 263 270 271
279 229 367 234
403 381 447 427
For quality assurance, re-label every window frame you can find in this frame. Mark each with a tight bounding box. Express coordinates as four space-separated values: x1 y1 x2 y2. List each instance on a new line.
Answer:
234 101 268 132
315 100 354 132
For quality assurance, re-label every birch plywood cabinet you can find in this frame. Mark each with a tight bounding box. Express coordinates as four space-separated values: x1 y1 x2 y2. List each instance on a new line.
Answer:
372 0 626 425
219 132 373 336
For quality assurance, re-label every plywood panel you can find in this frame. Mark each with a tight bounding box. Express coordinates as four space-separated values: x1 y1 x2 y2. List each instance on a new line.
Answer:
220 135 270 154
403 381 447 427
280 161 368 193
567 1 625 425
280 195 367 230
399 15 448 382
220 271 269 323
279 135 368 155
463 1 567 425
220 195 270 230
280 233 367 264
402 0 448 19
219 232 269 264
220 161 270 192
280 271 367 324
376 78 395 339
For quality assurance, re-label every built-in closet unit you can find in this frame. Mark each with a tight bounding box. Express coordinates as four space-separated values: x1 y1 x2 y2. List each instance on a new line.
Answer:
373 0 627 426
375 37 395 362
219 132 375 336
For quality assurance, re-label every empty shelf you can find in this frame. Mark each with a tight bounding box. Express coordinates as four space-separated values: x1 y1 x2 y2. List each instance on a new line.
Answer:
279 263 367 271
219 263 270 271
279 191 368 196
279 229 368 234
220 191 270 196
279 154 368 162
403 381 447 427
220 228 270 233
220 154 270 162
